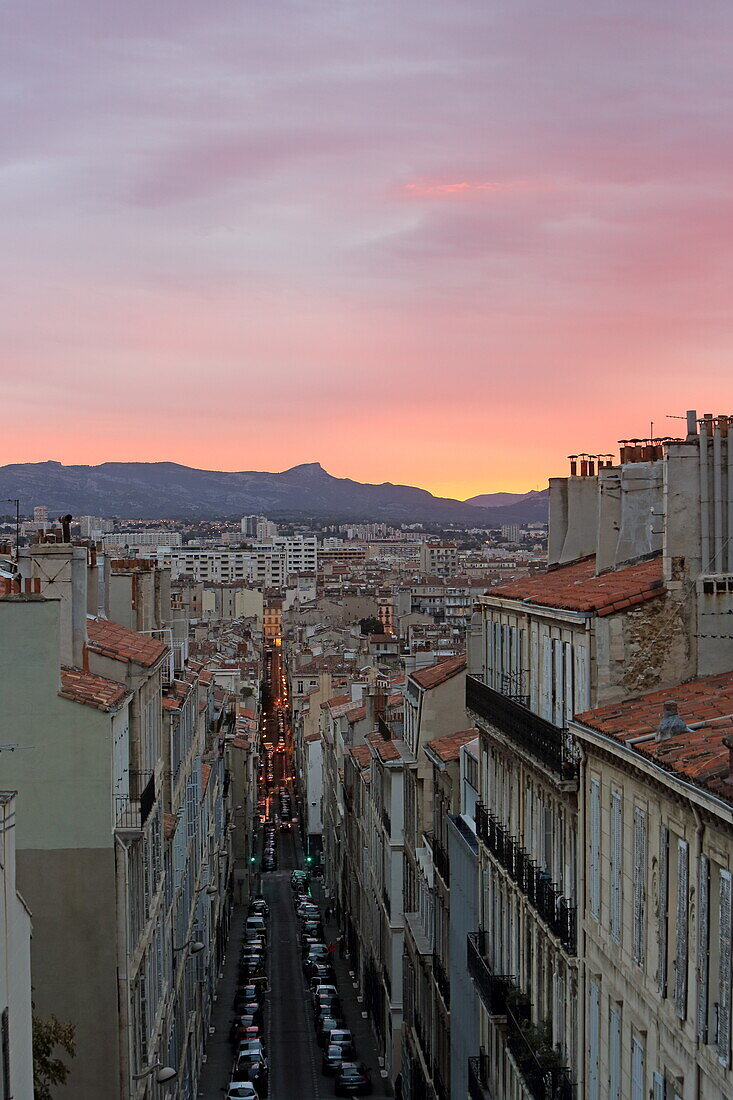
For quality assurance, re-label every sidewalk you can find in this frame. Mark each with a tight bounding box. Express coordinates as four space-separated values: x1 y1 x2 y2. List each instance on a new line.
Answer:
197 903 246 1097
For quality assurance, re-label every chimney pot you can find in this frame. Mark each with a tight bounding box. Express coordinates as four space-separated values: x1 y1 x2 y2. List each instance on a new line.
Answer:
656 699 690 742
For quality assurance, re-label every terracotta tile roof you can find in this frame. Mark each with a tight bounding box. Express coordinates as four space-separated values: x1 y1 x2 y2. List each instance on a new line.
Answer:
410 655 466 690
426 727 479 763
321 694 350 710
87 617 168 668
162 678 191 712
201 763 212 795
349 745 372 769
576 671 733 804
163 812 178 839
59 666 129 712
346 705 367 722
305 732 321 743
367 732 401 762
230 736 251 751
488 555 665 616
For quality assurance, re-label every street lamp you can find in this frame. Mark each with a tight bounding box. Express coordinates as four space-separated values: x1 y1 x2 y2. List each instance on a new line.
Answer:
196 883 217 896
132 1061 177 1083
173 938 205 954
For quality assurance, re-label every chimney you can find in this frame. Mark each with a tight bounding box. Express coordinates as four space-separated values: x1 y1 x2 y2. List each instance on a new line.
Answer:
656 700 690 742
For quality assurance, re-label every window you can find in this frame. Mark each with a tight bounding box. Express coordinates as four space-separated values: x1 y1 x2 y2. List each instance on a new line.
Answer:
718 869 732 1067
658 826 669 996
609 1003 621 1100
632 806 647 966
610 790 622 942
588 979 600 1100
674 838 689 1019
697 855 710 1044
589 778 601 920
630 1032 645 1100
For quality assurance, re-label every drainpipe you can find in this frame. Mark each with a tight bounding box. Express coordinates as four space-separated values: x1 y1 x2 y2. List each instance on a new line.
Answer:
713 420 724 572
700 418 711 573
691 802 704 1100
576 740 587 1099
115 832 134 1099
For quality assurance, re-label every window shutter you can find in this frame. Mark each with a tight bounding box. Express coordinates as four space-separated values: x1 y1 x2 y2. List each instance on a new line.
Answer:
718 869 732 1067
632 806 647 967
652 1071 666 1100
674 838 689 1019
589 778 601 920
486 620 494 685
575 643 588 710
610 791 622 942
631 1033 645 1100
493 621 502 691
540 635 552 720
658 826 669 997
697 854 710 1044
609 1005 621 1100
588 979 600 1100
530 628 539 711
563 641 574 723
553 638 564 726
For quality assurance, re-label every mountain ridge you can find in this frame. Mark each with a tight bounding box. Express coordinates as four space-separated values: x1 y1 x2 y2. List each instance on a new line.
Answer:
0 460 549 524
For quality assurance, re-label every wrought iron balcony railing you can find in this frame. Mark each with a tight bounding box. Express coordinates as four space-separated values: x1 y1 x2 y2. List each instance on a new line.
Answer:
432 951 451 1008
474 805 577 954
115 771 155 832
466 676 578 780
468 1054 492 1100
466 931 511 1016
505 1000 575 1100
433 835 450 886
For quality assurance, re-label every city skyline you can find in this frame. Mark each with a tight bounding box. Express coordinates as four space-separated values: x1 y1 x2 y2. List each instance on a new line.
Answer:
3 1 732 498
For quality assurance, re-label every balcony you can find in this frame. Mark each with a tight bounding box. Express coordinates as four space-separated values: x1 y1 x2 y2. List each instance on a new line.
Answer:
432 836 450 886
475 805 577 954
466 676 578 780
115 771 155 834
466 931 511 1016
468 1054 492 1100
381 883 391 919
505 996 575 1100
432 952 451 1008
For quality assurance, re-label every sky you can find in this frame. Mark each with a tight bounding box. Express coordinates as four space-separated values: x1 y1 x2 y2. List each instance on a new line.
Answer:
1 1 732 500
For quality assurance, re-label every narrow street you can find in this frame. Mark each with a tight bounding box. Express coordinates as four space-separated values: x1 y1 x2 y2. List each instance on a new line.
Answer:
199 646 391 1100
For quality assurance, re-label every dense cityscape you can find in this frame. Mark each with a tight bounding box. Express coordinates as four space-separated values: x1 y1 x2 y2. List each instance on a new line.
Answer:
1 412 733 1099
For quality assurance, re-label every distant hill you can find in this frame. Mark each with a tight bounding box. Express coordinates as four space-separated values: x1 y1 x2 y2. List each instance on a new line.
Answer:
0 460 549 523
466 489 548 523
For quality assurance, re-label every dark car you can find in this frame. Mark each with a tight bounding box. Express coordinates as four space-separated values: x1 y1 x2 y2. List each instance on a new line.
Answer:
314 996 341 1021
261 856 276 871
315 1014 343 1046
322 1042 356 1075
306 962 336 984
334 1062 372 1096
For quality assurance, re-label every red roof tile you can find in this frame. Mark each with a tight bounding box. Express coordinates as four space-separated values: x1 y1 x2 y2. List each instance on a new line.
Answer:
350 745 372 769
201 763 212 795
411 655 466 690
163 812 178 839
488 555 664 615
59 666 129 712
576 671 733 805
426 727 479 763
346 705 367 722
87 617 168 668
367 732 401 762
321 694 350 710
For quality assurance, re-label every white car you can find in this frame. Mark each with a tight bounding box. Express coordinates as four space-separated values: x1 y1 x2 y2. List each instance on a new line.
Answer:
225 1084 258 1100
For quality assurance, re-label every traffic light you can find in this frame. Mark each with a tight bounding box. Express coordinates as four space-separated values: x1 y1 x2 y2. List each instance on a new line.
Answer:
250 855 256 863
305 855 312 863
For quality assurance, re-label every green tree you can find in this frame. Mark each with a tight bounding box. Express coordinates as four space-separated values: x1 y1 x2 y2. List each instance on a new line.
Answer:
359 616 384 635
33 1012 76 1099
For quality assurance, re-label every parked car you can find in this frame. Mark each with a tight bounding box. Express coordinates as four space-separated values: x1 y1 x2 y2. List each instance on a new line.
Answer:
334 1062 373 1096
322 1042 356 1075
224 1083 259 1100
315 1014 343 1046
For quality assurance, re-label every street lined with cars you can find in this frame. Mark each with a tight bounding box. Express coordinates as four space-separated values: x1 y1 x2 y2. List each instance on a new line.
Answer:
201 644 389 1099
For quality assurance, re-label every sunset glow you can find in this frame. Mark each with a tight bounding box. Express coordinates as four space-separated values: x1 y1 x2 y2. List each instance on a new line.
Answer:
1 1 732 498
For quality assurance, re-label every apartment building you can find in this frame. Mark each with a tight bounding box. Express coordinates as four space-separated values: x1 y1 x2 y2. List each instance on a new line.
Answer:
0 791 33 1098
419 542 459 577
423 727 479 1100
401 655 466 1100
105 530 183 549
0 539 236 1100
571 677 733 1100
464 412 733 1100
446 739 480 1100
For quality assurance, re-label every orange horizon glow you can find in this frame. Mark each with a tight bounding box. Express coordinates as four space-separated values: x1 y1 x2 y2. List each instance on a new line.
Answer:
1 4 732 493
